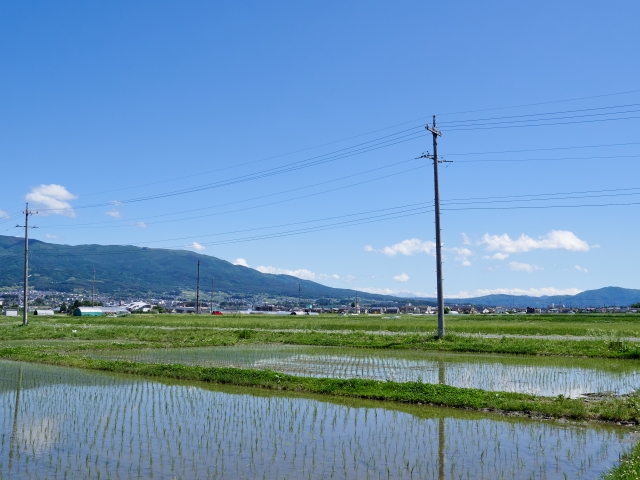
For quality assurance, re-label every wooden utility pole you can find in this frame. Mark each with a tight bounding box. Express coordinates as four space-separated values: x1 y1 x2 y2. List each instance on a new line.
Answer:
422 115 449 338
16 204 37 326
196 260 201 314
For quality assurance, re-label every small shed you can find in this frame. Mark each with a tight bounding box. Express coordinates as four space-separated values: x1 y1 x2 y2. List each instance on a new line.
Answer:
34 309 55 316
73 307 103 317
3 309 18 317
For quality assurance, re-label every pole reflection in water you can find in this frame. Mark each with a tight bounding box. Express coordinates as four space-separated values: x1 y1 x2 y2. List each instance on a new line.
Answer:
8 365 22 470
438 360 445 480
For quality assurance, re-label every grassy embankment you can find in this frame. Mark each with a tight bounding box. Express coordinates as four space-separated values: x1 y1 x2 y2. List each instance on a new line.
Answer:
2 346 640 426
2 315 640 359
10 312 640 336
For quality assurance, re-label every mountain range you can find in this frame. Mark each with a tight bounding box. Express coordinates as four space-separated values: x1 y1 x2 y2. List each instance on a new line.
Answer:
1 235 638 307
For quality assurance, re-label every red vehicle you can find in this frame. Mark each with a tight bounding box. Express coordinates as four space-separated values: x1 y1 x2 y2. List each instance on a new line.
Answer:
212 310 223 315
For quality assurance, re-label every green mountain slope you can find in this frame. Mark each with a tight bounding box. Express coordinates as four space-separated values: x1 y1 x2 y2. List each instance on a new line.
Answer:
0 235 390 300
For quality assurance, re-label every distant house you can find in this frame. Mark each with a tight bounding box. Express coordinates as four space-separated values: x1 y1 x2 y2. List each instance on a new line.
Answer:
385 307 400 314
494 307 507 314
368 307 384 314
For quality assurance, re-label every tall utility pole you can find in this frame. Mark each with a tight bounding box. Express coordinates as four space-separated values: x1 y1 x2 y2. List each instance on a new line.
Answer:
16 204 37 326
196 260 201 314
298 283 301 309
210 277 214 314
91 269 96 307
424 115 448 338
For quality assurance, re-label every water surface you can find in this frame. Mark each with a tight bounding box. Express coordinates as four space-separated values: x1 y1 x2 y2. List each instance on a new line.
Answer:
85 344 640 397
0 360 636 479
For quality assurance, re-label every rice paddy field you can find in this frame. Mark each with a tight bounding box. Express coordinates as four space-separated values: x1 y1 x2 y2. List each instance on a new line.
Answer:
2 313 640 478
1 360 637 480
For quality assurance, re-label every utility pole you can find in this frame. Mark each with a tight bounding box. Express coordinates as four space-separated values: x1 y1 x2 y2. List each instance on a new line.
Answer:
298 283 301 309
92 269 96 307
210 277 214 314
196 260 201 314
355 291 359 314
421 115 449 339
16 203 37 326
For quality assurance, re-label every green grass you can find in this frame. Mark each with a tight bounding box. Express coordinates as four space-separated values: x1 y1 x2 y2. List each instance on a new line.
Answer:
2 346 640 425
3 319 640 359
8 312 640 337
605 441 640 479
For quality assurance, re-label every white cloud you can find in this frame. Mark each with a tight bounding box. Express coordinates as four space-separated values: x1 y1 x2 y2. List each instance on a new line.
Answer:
481 230 591 253
233 258 249 267
105 210 121 218
256 265 317 281
368 238 436 256
358 287 404 295
452 287 583 298
575 265 588 273
25 184 77 217
0 210 9 219
491 252 510 260
45 234 58 239
462 233 471 245
509 261 543 273
132 221 146 228
112 200 122 205
450 247 473 266
319 273 340 280
187 242 205 251
393 273 410 282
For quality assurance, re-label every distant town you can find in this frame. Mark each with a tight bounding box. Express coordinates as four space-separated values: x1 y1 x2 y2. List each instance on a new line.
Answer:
1 288 638 317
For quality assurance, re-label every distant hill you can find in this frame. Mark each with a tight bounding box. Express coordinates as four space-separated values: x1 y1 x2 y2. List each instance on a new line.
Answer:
0 235 402 302
439 287 640 308
1 236 638 307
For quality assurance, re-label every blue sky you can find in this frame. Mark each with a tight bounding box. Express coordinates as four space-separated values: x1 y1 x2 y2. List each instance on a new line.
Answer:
1 1 639 298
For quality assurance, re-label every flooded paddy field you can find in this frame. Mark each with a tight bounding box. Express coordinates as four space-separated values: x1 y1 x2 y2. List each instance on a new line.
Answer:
85 344 640 398
1 360 636 479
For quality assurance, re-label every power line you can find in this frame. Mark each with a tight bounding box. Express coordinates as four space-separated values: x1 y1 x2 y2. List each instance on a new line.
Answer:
439 102 640 126
34 130 430 213
447 114 640 132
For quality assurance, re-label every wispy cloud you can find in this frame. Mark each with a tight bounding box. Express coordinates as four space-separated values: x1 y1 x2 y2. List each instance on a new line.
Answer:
131 221 146 228
0 210 9 219
509 261 543 272
105 210 121 218
450 247 473 266
45 234 58 239
25 184 77 217
367 238 436 256
112 200 122 205
481 230 591 253
233 258 249 267
256 265 317 281
575 265 588 273
187 242 205 251
319 273 340 280
393 273 410 282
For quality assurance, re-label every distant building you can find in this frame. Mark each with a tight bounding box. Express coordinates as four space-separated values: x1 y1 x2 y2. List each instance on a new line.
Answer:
33 309 55 316
73 307 104 317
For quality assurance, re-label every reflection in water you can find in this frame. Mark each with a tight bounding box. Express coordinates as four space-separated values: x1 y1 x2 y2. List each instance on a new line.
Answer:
0 360 634 479
8 365 22 471
85 344 640 397
439 362 445 480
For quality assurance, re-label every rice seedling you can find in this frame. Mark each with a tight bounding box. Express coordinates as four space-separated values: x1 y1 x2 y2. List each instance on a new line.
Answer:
0 359 636 479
